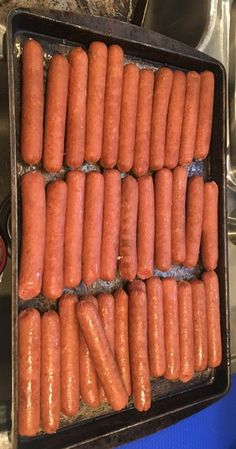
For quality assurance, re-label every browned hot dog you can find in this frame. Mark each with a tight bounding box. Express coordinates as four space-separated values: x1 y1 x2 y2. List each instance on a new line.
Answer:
42 180 67 300
137 175 154 279
178 281 194 383
43 54 69 173
202 271 222 368
194 71 215 161
191 279 208 371
64 171 85 288
21 39 44 165
118 175 138 281
85 42 107 163
133 69 154 177
154 169 173 272
77 300 128 411
18 308 41 437
19 171 46 300
150 68 173 170
201 181 218 271
184 176 204 268
163 278 180 380
59 294 79 417
171 166 188 264
117 64 139 173
101 45 124 168
100 169 121 281
128 280 151 412
146 277 166 377
114 288 131 396
65 47 88 168
82 171 104 285
41 310 60 433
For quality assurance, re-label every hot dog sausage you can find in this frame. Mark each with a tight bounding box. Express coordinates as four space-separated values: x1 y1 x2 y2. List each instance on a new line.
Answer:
194 71 215 160
191 279 208 371
41 310 60 433
202 271 222 368
150 68 173 170
117 64 139 173
21 39 44 165
19 171 46 300
146 277 166 377
128 280 151 411
42 180 67 300
171 166 188 264
85 42 107 163
100 169 121 281
43 54 69 173
163 278 180 380
77 300 128 411
114 288 131 396
164 71 186 169
59 294 79 417
179 71 200 166
137 175 154 279
65 47 88 168
18 308 41 436
133 69 154 177
64 171 85 288
82 171 104 285
184 176 204 268
118 175 138 281
154 169 173 272
101 45 124 168
201 181 218 271
178 281 194 383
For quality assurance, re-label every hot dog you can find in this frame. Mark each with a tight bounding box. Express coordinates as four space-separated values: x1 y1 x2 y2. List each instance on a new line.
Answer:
178 281 194 383
82 171 104 285
42 180 67 300
154 169 173 272
65 47 88 168
146 277 166 377
41 310 60 433
117 64 139 173
101 45 124 168
184 176 204 268
19 171 46 300
201 181 218 271
43 54 69 173
162 278 180 380
137 175 154 279
202 271 222 368
114 288 131 396
21 39 44 165
18 308 41 436
164 71 186 169
171 166 188 264
194 71 215 160
85 42 107 163
179 71 200 166
150 68 173 170
100 169 121 281
77 300 128 411
59 294 79 417
128 280 151 412
64 171 85 288
133 69 154 177
191 279 208 371
118 175 138 281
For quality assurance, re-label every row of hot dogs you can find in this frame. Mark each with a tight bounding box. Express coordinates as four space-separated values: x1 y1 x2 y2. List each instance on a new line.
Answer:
19 272 222 437
21 39 214 174
18 168 218 301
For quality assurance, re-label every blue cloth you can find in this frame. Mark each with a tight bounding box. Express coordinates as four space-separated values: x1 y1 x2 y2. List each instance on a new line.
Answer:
118 374 236 449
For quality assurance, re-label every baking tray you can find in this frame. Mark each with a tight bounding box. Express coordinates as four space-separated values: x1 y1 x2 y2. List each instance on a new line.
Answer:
6 8 230 449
